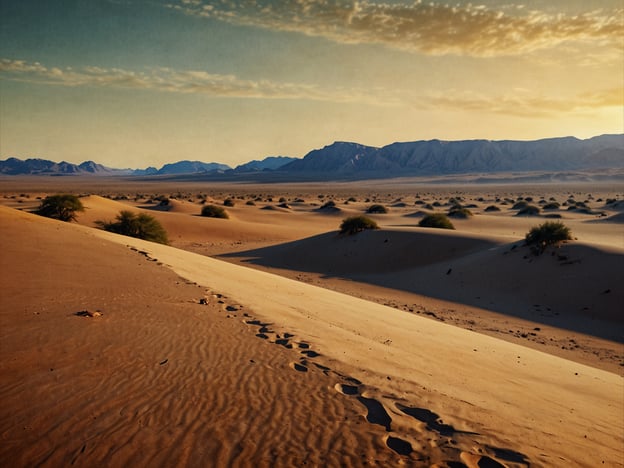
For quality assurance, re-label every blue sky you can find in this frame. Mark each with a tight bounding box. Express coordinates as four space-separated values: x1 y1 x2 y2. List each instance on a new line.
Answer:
0 0 622 168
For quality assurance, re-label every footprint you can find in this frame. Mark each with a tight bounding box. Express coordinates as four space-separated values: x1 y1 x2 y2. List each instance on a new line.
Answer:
357 396 392 431
275 338 292 349
256 333 269 339
300 350 320 358
385 435 413 456
334 383 359 396
460 452 505 468
313 363 331 375
290 362 308 372
485 446 529 465
297 342 310 349
396 403 475 437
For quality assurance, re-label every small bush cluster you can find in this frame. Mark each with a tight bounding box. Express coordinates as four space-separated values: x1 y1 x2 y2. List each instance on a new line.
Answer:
511 200 529 210
525 221 572 255
201 204 229 219
366 204 388 214
35 194 84 222
448 207 472 218
339 215 379 235
516 205 540 216
97 211 169 244
418 213 455 230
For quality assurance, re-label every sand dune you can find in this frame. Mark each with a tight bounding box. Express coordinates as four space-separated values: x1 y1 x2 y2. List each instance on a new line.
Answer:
0 206 408 467
1 181 623 467
220 228 504 275
84 212 624 467
222 227 622 339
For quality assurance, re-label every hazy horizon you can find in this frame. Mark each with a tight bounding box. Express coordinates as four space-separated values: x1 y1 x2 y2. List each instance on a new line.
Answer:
1 0 622 168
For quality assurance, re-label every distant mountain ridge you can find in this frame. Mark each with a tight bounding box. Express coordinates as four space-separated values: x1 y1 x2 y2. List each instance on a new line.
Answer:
232 156 297 173
281 134 624 175
1 134 622 178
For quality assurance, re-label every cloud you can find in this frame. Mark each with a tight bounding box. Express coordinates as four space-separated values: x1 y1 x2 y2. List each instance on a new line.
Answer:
0 58 388 105
1 58 620 117
168 0 623 57
423 87 624 117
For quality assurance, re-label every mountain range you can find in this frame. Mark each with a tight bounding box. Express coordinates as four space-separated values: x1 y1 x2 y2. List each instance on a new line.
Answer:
1 134 622 179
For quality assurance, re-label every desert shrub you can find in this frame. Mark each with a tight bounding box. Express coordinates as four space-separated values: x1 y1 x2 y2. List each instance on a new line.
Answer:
511 200 529 210
516 205 540 216
223 198 235 207
448 207 473 218
484 205 501 212
366 204 388 214
97 211 168 244
201 204 229 219
320 200 336 209
418 213 455 230
245 200 256 206
339 215 379 235
543 202 560 210
35 194 84 222
525 221 572 254
347 197 357 202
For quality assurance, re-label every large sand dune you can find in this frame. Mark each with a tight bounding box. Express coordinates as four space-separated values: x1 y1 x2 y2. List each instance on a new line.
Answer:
2 180 623 466
2 204 622 467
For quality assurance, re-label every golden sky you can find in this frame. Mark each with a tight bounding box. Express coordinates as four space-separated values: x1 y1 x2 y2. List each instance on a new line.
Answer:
0 0 622 168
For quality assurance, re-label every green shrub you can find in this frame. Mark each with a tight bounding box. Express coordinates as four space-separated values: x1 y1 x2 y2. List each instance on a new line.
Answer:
97 211 168 244
366 204 388 214
339 215 379 235
201 204 229 219
448 207 473 218
516 205 540 216
418 213 455 229
35 194 84 222
525 221 572 254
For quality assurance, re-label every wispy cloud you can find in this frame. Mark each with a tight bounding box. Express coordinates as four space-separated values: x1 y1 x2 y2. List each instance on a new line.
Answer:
167 0 623 57
424 87 624 117
1 58 620 117
0 58 387 104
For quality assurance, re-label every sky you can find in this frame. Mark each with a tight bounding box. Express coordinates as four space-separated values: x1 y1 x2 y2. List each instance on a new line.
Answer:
0 0 622 169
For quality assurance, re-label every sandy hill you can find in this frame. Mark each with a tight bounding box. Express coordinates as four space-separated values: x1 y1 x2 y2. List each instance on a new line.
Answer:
2 206 621 466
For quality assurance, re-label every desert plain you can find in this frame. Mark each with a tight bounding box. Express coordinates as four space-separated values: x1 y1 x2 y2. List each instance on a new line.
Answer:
0 176 622 467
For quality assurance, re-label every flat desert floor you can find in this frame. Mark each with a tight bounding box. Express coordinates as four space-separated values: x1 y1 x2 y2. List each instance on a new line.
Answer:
1 176 622 467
